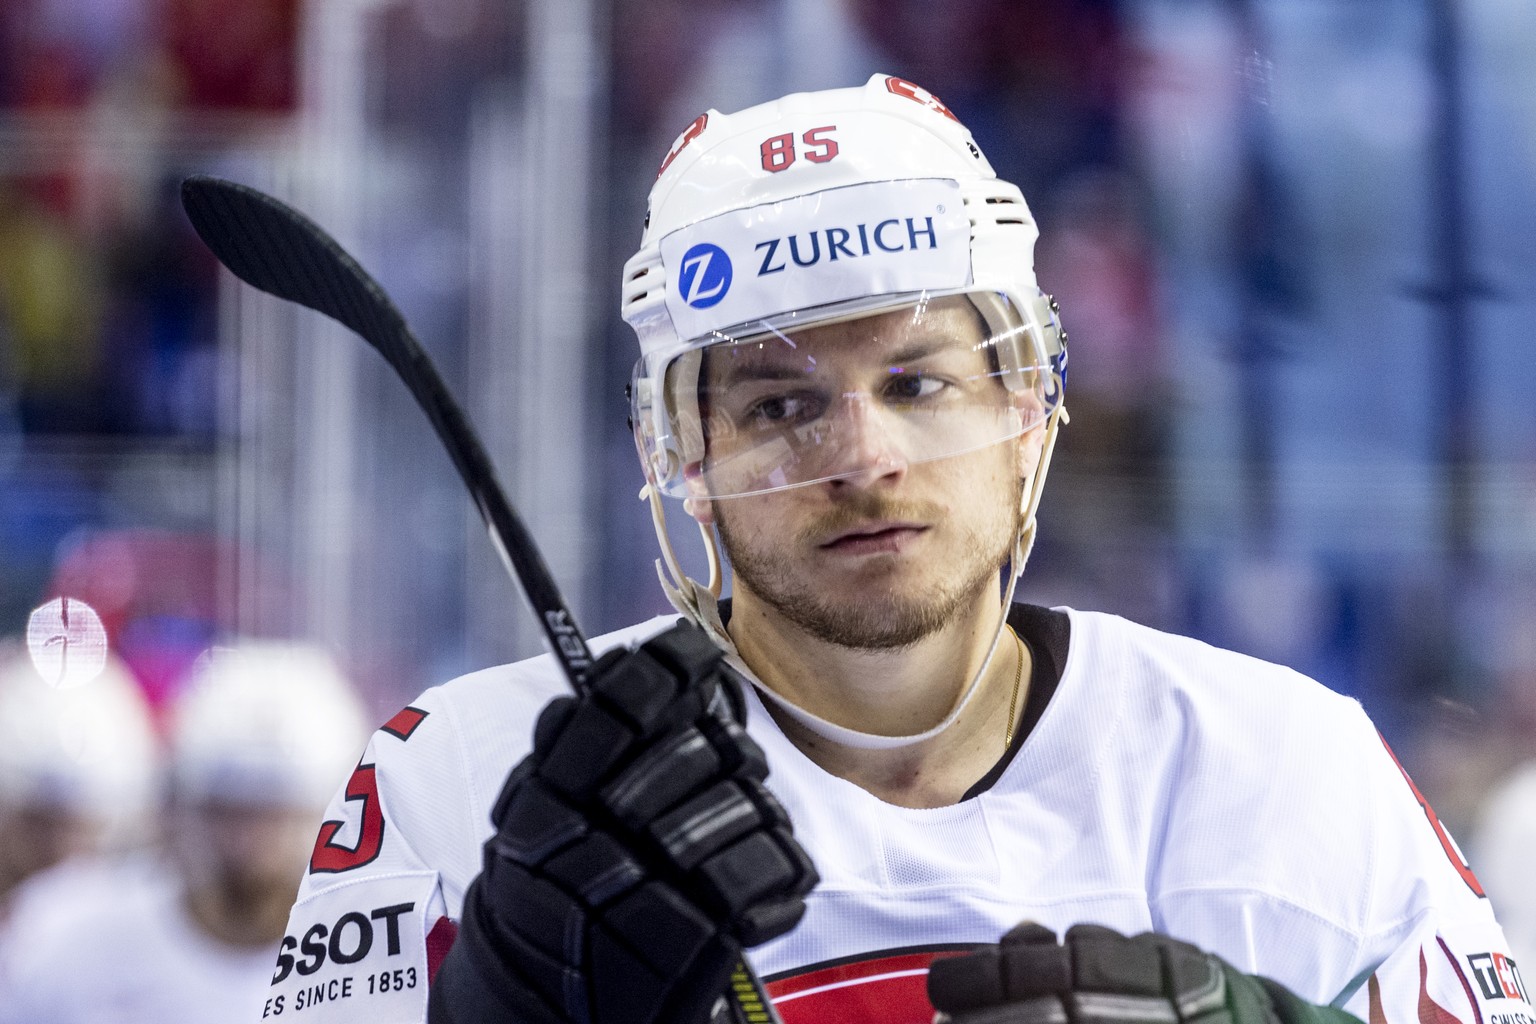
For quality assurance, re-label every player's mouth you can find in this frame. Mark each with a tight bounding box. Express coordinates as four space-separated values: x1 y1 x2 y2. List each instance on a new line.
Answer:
818 521 929 555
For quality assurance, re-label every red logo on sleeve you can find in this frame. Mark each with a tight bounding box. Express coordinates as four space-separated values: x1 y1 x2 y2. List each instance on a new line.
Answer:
1468 953 1530 1004
381 706 428 741
310 765 386 873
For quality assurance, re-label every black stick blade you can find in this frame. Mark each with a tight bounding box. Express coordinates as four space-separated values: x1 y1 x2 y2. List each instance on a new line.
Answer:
181 175 412 370
181 172 597 690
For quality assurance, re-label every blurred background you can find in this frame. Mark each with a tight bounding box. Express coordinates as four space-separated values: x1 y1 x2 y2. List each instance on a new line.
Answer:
1 0 1534 874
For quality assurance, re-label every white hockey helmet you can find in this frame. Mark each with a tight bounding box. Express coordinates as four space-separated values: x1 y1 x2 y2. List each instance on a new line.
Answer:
621 75 1068 631
168 642 368 809
0 643 158 823
624 73 1066 504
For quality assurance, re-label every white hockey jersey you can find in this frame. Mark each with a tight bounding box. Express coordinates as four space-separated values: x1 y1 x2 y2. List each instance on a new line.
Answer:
263 608 1531 1024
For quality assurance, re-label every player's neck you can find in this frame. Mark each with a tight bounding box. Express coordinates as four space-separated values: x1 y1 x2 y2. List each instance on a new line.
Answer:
728 585 1026 808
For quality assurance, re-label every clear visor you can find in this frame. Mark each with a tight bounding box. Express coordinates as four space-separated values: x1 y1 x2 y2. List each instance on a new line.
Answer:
634 291 1060 500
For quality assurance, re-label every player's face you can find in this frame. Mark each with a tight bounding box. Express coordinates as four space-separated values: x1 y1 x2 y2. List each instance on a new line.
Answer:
170 799 319 899
0 803 97 893
698 300 1042 649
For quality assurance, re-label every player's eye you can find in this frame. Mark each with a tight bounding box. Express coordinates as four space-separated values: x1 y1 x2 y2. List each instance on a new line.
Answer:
883 372 948 403
743 391 823 428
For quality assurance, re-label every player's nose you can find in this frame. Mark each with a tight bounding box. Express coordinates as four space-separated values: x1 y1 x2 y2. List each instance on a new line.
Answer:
821 392 908 488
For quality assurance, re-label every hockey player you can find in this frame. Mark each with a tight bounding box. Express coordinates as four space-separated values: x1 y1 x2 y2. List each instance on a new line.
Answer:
0 644 157 925
0 642 368 1023
269 76 1529 1024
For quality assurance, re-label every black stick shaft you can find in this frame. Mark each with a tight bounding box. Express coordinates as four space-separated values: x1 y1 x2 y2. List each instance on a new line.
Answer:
400 341 595 687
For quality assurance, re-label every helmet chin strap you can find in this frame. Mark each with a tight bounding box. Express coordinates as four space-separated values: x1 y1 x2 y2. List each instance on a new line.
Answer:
643 483 730 643
646 404 1067 750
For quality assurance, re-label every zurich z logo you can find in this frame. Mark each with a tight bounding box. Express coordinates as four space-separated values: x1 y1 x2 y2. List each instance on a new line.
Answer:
678 243 732 308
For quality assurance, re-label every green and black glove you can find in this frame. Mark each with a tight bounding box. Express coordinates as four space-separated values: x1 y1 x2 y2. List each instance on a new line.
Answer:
927 923 1363 1024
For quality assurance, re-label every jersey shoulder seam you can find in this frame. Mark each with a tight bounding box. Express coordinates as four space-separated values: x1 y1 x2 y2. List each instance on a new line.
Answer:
1151 882 1370 944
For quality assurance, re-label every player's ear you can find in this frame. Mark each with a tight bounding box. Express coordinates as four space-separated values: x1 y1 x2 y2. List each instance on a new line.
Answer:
1016 418 1046 481
683 488 715 525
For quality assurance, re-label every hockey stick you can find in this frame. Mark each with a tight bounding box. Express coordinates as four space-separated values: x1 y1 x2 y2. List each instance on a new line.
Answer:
179 174 782 1024
180 175 594 688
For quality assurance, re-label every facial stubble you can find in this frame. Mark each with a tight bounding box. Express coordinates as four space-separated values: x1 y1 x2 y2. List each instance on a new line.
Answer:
715 467 1026 651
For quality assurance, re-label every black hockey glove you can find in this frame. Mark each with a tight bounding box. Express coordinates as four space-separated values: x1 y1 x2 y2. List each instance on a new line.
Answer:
927 923 1363 1024
429 623 818 1024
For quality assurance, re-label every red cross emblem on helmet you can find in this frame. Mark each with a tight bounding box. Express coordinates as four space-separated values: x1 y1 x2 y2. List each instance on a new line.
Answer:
884 76 959 122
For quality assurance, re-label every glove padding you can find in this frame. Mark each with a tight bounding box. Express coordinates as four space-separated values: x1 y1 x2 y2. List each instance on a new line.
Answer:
927 924 1362 1024
432 623 817 1024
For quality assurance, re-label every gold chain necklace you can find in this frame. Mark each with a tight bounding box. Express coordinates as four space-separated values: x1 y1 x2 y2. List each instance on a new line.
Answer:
1004 626 1024 747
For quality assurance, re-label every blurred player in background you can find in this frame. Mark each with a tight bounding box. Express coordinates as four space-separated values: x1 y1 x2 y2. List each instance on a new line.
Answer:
0 641 368 1023
1471 762 1536 974
0 644 157 926
269 76 1529 1024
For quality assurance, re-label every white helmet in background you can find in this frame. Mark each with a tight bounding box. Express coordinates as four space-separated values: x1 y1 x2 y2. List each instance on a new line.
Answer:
169 642 368 809
622 73 1067 632
1471 761 1536 971
0 643 157 828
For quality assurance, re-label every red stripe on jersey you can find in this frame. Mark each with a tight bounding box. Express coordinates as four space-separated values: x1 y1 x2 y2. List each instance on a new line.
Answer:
382 706 428 740
1372 975 1390 1024
1437 937 1484 1024
426 916 459 983
765 949 972 1024
1420 949 1470 1024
